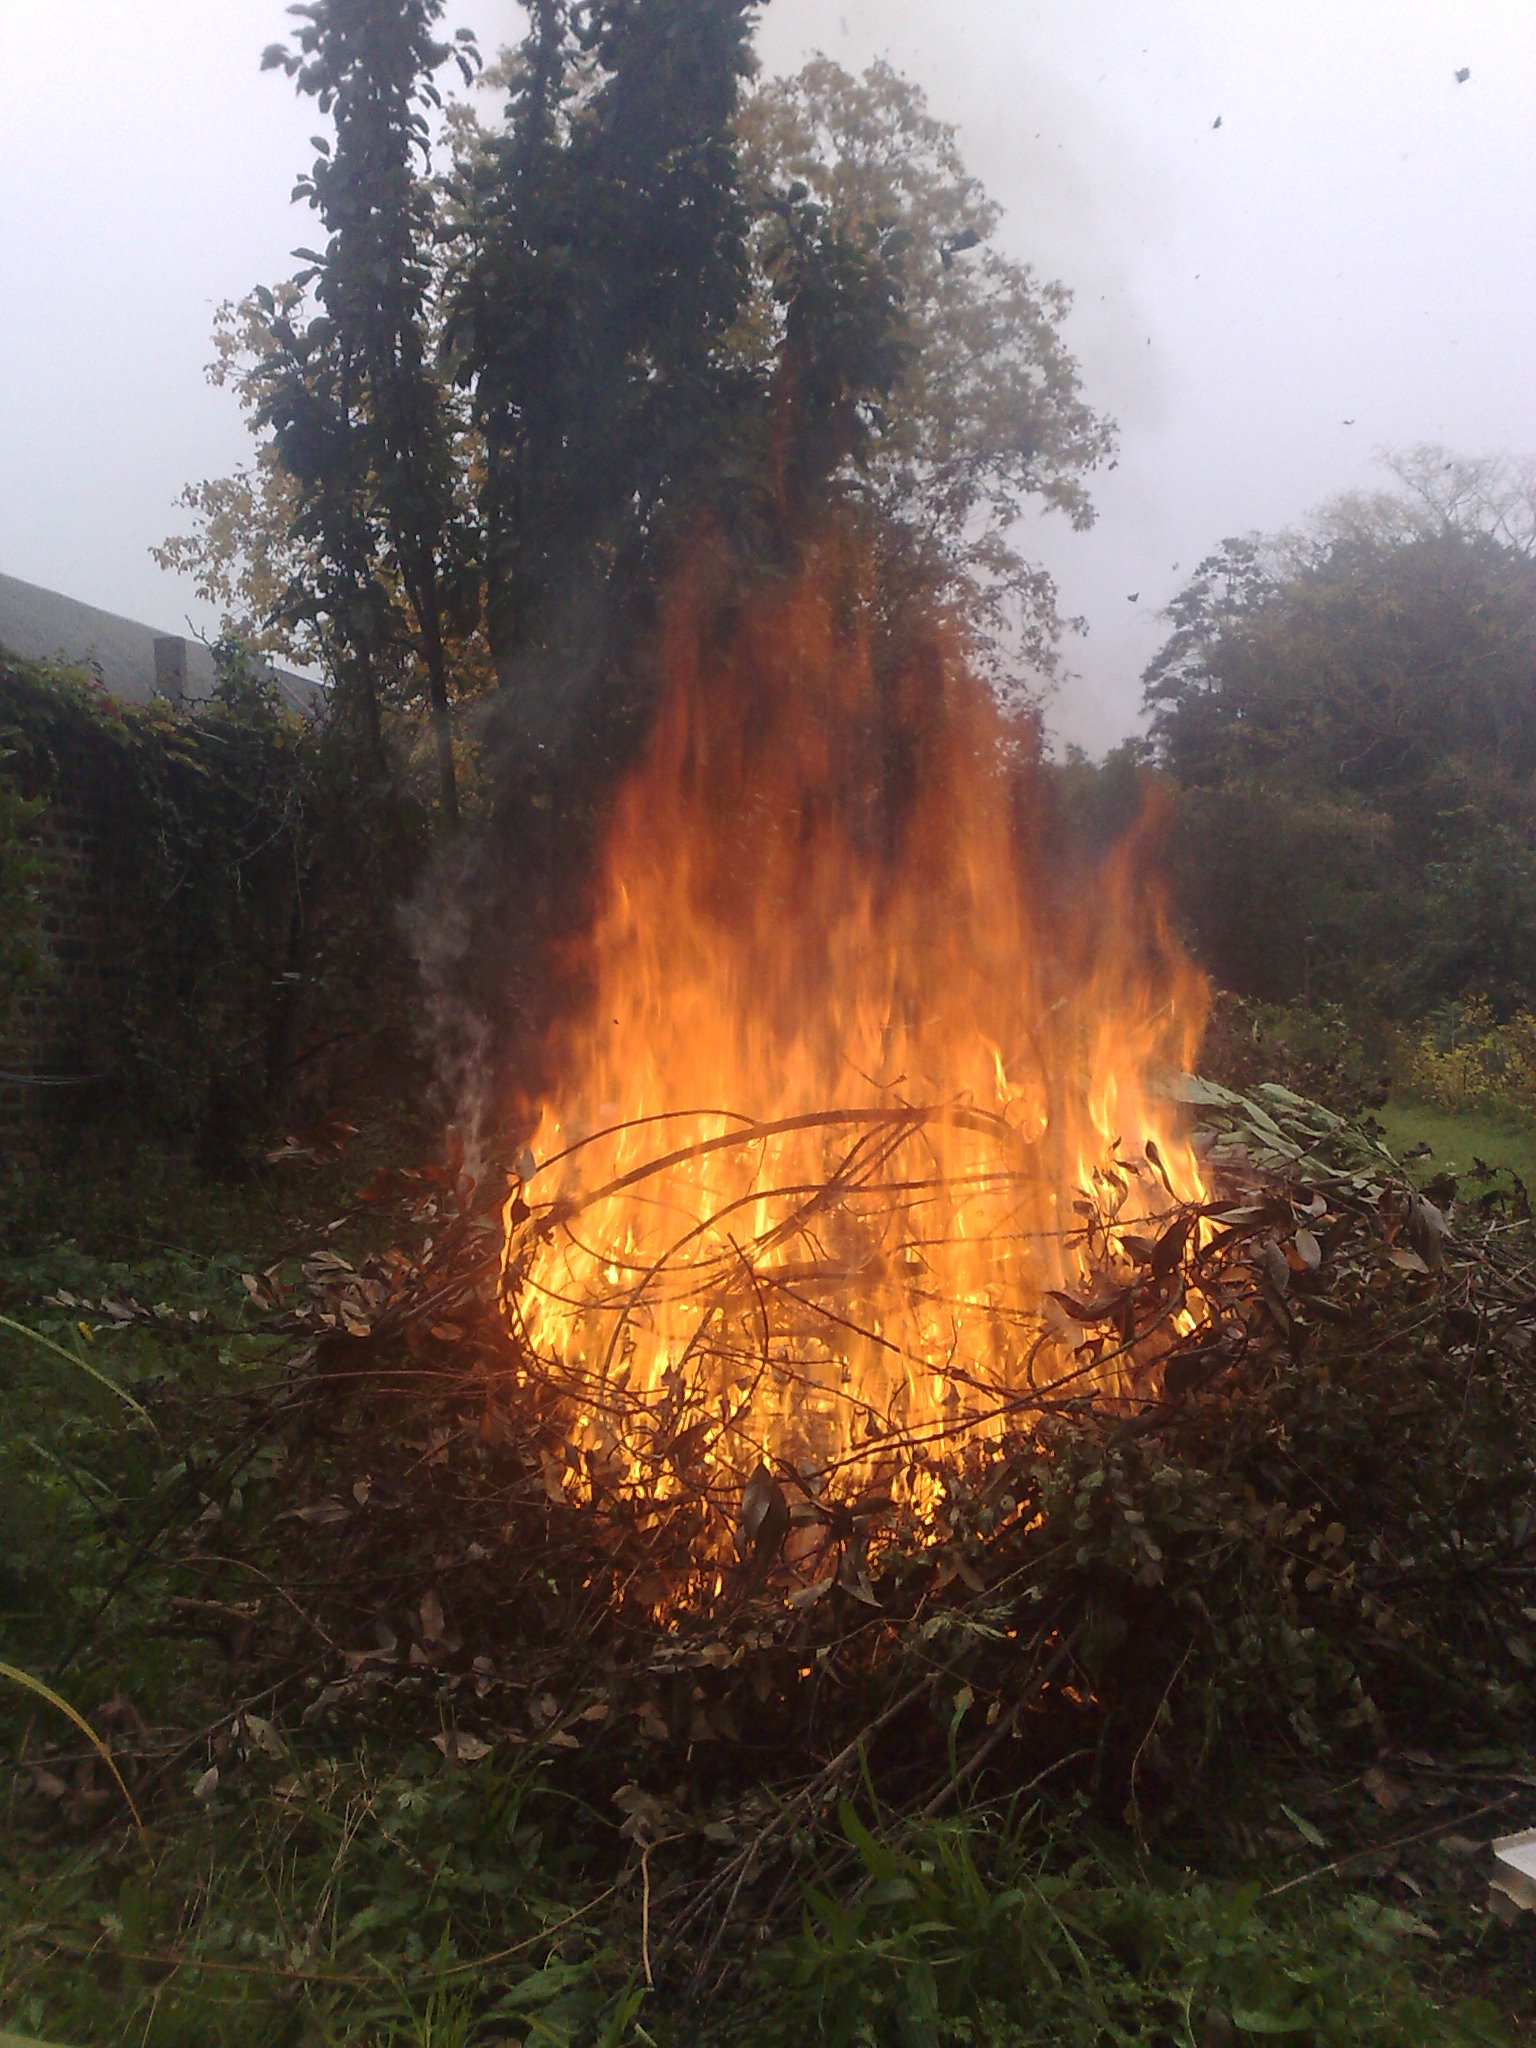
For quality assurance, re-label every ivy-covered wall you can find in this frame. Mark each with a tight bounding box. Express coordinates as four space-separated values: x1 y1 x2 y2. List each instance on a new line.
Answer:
0 650 422 1171
0 793 110 1156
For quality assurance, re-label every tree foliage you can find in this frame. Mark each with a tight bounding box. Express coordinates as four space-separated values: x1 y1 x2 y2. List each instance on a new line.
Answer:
252 0 482 818
737 58 1117 680
162 17 1115 794
446 1 757 687
1144 449 1536 1015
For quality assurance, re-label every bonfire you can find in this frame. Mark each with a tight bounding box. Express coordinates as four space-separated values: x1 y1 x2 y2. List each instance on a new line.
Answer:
495 542 1209 1585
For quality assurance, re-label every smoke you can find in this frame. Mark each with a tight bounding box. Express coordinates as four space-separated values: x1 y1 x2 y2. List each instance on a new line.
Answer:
399 577 653 1178
752 3 1175 752
753 0 1536 754
398 837 497 1176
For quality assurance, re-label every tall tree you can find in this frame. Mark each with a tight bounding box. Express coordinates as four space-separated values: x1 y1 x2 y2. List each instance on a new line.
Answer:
445 0 757 726
257 0 480 820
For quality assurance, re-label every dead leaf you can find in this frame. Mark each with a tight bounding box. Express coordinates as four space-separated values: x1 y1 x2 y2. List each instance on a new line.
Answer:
1162 1346 1224 1400
265 1114 360 1165
943 1549 986 1595
738 1463 789 1571
837 1548 881 1605
1407 1195 1448 1268
1363 1765 1411 1813
788 1575 836 1609
613 1782 671 1842
419 1589 446 1644
1388 1249 1430 1276
304 1250 356 1275
294 1499 351 1526
1144 1136 1176 1197
1260 1240 1291 1295
242 1714 285 1762
1046 1286 1129 1324
1151 1213 1193 1279
433 1730 492 1763
1293 1227 1322 1271
539 1451 569 1504
192 1764 220 1804
1277 1799 1327 1849
661 1418 714 1469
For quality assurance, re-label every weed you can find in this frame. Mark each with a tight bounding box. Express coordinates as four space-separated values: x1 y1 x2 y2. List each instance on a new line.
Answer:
734 1811 1512 2048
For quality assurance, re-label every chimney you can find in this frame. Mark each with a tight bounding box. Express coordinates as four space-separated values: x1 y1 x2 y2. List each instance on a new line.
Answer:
153 636 187 706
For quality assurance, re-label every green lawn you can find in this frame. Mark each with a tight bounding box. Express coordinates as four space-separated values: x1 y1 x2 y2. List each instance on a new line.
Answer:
1377 1096 1536 1194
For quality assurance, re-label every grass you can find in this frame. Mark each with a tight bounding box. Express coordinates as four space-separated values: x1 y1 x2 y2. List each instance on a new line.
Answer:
1376 1095 1536 1194
737 1809 1515 2048
2 1140 1534 2045
3 1761 1518 2047
2 1742 627 2047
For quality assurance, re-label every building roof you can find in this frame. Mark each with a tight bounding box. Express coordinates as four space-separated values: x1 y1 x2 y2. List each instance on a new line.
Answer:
0 571 323 718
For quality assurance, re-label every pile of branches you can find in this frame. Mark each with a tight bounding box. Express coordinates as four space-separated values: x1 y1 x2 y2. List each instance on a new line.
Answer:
127 1085 1536 1980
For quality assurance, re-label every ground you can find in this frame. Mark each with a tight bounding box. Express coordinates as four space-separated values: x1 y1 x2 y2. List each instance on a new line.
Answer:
1 1098 1534 2047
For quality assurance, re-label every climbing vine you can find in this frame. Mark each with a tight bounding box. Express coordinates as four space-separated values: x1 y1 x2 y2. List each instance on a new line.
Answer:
0 649 426 1163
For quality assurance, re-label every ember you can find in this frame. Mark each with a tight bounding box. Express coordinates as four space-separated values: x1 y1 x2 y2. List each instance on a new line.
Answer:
500 542 1208 1535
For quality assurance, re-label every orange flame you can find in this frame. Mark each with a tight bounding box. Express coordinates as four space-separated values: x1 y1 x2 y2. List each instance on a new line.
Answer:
501 539 1207 1528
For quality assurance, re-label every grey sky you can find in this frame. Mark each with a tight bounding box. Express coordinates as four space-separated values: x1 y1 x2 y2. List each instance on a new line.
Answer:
2 2 1532 750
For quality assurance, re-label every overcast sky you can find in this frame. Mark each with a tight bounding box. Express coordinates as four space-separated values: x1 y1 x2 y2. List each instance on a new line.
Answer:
2 1 1532 750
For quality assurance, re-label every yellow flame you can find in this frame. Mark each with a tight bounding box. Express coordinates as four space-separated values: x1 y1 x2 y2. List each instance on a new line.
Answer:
500 539 1207 1534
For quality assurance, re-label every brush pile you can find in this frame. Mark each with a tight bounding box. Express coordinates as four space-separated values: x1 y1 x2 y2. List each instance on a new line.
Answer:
130 1084 1536 1978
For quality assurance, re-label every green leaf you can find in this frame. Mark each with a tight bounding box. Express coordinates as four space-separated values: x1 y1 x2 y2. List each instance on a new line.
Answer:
1277 1801 1328 1850
492 1960 596 2011
0 1659 149 1856
1228 2005 1310 2035
900 1959 941 2048
1165 1073 1240 1107
0 1313 157 1432
839 1801 903 1883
